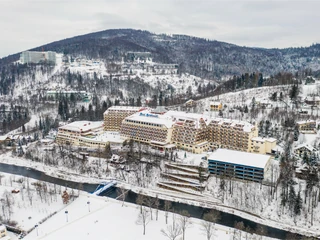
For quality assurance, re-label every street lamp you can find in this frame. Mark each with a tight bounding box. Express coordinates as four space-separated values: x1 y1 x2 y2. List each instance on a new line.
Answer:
35 224 38 236
87 201 90 212
65 210 68 222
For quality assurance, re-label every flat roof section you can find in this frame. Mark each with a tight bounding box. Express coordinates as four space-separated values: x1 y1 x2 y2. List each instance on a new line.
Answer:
208 149 271 169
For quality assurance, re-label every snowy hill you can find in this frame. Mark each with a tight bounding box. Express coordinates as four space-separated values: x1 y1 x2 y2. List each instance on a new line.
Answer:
1 29 320 79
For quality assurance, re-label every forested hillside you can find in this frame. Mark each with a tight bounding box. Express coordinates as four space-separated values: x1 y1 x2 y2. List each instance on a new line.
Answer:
1 29 320 79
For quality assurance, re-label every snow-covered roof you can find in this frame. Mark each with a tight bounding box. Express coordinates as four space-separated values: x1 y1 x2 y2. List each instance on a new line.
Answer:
103 106 146 114
0 135 9 141
80 131 126 144
296 120 316 125
59 121 104 133
272 145 284 153
46 90 86 94
251 137 277 143
305 96 320 101
165 111 211 128
151 106 168 114
210 101 222 105
294 143 316 152
208 149 271 169
125 111 174 128
210 118 255 133
0 224 6 231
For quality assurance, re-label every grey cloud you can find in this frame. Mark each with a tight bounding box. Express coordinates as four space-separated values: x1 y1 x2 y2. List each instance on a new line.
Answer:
1 0 320 57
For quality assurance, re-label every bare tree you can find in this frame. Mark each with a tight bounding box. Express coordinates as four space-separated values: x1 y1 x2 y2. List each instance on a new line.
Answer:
136 206 150 235
255 225 267 240
136 192 146 213
146 196 155 220
154 195 160 221
178 210 192 240
234 221 245 240
164 200 172 224
0 174 4 185
201 210 221 240
161 214 182 240
61 190 70 204
117 187 128 207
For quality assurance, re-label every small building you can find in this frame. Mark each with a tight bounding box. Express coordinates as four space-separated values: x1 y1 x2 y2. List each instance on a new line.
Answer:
185 99 196 107
210 101 222 111
56 121 106 148
20 51 56 64
250 137 277 154
0 224 10 239
150 106 168 115
208 149 272 182
305 77 316 85
305 96 320 106
0 135 11 145
296 120 317 133
294 144 317 157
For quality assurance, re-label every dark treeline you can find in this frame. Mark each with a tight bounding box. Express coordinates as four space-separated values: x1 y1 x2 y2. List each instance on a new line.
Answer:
0 104 29 134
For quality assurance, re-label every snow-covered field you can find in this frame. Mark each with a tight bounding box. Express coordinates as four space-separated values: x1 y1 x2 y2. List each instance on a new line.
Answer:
22 193 273 240
0 173 66 235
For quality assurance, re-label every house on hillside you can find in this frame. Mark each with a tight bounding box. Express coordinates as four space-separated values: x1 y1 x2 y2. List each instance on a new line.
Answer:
297 120 317 133
305 96 320 106
210 101 222 111
294 144 317 157
0 135 11 145
305 77 316 85
185 99 196 107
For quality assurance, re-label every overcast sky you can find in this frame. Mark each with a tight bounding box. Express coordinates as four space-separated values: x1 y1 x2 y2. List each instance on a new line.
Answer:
1 0 320 58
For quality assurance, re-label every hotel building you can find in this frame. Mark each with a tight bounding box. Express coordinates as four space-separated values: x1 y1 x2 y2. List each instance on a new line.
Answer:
208 149 271 182
20 51 56 64
208 119 258 152
103 106 146 131
56 121 107 148
165 111 211 153
120 111 174 150
251 137 277 154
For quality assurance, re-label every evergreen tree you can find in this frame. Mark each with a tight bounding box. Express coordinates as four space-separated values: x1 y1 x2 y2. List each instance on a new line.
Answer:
159 91 163 106
244 105 248 113
290 84 298 100
294 191 302 215
58 101 63 116
136 96 142 107
279 92 283 101
288 185 296 213
270 92 277 101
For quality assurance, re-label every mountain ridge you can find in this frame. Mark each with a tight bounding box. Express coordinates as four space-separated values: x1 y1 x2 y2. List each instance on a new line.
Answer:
1 28 320 78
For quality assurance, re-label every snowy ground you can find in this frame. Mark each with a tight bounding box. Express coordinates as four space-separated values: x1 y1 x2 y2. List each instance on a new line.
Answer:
23 194 273 240
0 173 66 236
0 149 318 238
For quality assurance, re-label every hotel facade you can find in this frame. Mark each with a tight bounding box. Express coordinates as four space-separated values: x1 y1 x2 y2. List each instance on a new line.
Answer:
57 107 276 154
119 111 175 151
56 121 107 148
103 106 146 131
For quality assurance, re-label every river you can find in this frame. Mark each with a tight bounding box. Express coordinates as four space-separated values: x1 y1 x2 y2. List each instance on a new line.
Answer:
0 163 305 239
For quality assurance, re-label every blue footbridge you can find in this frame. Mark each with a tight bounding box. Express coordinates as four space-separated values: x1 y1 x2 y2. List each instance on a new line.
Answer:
92 180 117 196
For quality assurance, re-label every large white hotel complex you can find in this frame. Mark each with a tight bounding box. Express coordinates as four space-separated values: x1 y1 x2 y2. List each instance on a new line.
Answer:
55 106 277 182
56 106 276 154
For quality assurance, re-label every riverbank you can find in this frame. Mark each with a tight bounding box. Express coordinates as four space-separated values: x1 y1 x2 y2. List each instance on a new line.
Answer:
0 152 318 238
